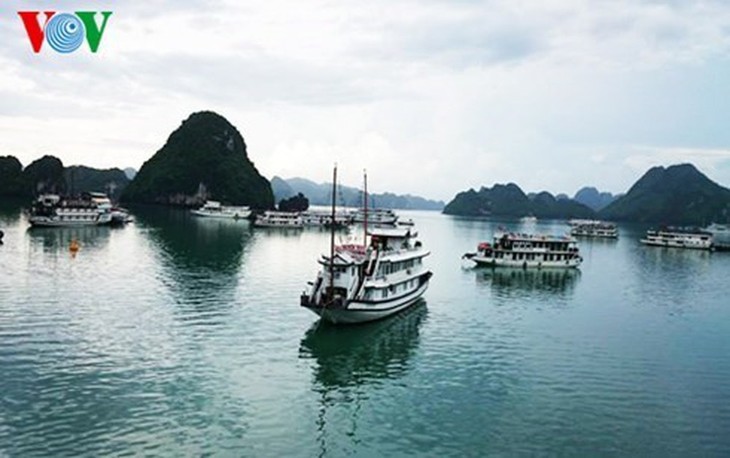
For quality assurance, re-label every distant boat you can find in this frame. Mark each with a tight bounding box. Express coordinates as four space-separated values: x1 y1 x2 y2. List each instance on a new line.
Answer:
29 194 113 227
705 223 730 251
300 168 432 324
300 209 353 228
569 220 618 238
520 215 537 223
352 208 398 226
191 200 251 219
397 218 415 227
640 228 712 250
253 210 303 228
463 232 582 269
87 192 132 225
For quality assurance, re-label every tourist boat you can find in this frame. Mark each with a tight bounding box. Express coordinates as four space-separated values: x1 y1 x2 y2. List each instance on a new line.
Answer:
88 192 132 225
640 228 712 250
300 168 432 324
520 215 538 223
253 210 303 228
28 194 113 227
352 208 399 226
300 209 353 228
463 232 583 268
705 223 730 251
191 200 251 219
569 220 618 238
397 218 415 227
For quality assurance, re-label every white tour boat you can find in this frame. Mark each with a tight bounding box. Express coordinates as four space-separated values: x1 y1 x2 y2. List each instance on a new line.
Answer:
300 168 432 324
29 194 113 227
640 228 712 250
463 232 583 268
301 227 432 324
254 210 303 228
705 223 730 251
300 209 353 228
87 192 132 225
352 208 399 226
191 200 251 219
569 219 618 238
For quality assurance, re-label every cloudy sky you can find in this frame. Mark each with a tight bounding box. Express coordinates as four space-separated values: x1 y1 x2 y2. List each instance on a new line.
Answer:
2 0 730 201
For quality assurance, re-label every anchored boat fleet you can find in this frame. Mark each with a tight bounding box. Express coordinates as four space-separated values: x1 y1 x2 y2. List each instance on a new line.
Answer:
16 180 730 326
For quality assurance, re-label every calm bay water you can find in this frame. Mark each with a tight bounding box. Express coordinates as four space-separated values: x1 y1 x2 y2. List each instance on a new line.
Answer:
1 204 730 456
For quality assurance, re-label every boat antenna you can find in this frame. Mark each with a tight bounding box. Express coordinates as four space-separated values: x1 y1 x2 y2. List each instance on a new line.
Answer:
329 163 337 303
363 169 368 248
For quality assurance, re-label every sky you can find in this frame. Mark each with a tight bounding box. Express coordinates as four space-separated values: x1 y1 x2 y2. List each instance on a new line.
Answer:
2 0 730 201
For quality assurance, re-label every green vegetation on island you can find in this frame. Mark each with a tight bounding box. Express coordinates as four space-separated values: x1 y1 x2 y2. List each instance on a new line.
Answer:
0 155 26 197
122 111 274 209
279 192 309 212
1 155 133 200
65 166 130 200
443 183 595 219
444 163 730 225
22 155 67 196
598 163 730 225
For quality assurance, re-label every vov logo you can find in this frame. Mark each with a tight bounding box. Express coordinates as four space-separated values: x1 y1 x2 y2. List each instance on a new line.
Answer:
18 11 113 53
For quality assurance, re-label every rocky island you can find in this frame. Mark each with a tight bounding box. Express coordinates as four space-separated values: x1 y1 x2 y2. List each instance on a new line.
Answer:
122 111 274 209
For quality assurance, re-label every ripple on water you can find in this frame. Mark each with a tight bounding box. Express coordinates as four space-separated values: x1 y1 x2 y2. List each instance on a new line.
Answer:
2 211 730 456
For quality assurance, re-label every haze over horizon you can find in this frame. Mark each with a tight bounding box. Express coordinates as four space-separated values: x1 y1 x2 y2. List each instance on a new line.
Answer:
2 1 730 201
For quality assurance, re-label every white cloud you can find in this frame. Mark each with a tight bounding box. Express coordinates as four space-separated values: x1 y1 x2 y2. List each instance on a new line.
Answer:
1 0 730 201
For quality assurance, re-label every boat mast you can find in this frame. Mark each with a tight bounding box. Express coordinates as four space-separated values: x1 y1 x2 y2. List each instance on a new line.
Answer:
329 164 337 301
363 169 368 248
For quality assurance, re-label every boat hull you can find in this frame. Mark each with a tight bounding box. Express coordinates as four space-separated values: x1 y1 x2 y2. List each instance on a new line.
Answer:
640 239 712 250
253 222 303 228
29 215 112 227
471 256 581 269
303 274 431 324
191 210 251 219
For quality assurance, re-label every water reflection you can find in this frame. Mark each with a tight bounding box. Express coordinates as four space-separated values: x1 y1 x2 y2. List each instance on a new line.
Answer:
0 199 24 224
26 225 112 255
133 206 252 318
300 303 427 457
300 302 427 389
474 268 581 299
627 243 713 313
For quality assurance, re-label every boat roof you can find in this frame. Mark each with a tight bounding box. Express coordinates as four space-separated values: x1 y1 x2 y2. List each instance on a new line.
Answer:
319 250 366 266
368 227 415 238
495 232 576 242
